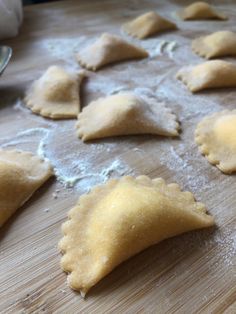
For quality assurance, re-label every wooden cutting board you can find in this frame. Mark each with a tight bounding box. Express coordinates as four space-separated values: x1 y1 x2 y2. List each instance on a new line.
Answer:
0 0 235 313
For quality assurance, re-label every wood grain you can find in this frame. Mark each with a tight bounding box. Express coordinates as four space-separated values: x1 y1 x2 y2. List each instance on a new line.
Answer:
0 0 235 313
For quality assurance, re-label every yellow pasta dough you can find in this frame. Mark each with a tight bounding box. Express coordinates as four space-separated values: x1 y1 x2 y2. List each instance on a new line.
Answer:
192 31 236 59
76 33 148 71
25 65 84 119
0 150 53 227
122 11 177 39
76 92 179 141
176 2 227 20
195 110 236 173
59 175 214 296
176 60 236 93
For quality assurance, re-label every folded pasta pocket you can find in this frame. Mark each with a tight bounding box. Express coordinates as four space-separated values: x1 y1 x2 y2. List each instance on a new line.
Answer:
76 33 148 71
59 175 214 296
192 31 236 59
176 1 227 20
122 11 177 39
0 150 53 227
25 65 84 119
176 60 236 92
195 110 236 173
76 92 179 141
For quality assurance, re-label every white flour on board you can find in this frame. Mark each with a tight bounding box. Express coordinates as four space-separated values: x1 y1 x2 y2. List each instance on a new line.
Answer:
42 36 88 65
144 39 178 58
0 127 51 155
0 122 134 193
0 4 235 308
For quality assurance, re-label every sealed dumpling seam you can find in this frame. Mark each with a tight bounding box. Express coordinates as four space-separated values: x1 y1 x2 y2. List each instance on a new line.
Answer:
59 175 214 296
192 31 236 59
76 33 148 71
195 110 236 173
176 60 236 92
122 11 177 39
0 149 53 227
25 65 84 119
176 2 227 20
76 92 180 141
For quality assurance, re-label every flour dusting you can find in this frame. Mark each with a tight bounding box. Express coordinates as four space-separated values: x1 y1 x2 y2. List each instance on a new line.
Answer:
0 127 51 155
42 36 87 64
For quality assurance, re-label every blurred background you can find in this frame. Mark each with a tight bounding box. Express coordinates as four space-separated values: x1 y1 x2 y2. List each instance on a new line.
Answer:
23 0 59 4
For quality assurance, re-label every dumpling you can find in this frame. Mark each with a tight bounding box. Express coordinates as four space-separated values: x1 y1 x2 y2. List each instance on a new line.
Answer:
59 175 214 296
0 150 53 227
176 60 236 92
76 33 148 71
76 92 179 141
192 31 236 59
195 110 236 173
25 65 84 119
122 11 177 39
176 2 227 20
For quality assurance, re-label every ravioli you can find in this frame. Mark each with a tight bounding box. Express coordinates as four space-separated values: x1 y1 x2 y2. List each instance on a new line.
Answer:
59 175 214 296
25 65 84 119
195 110 236 173
0 150 53 227
192 31 236 59
176 60 236 92
122 11 177 39
76 33 148 71
76 92 179 141
176 1 227 20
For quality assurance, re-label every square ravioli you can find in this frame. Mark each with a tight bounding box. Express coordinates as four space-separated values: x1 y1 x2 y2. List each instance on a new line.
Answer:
176 1 227 20
59 176 214 296
122 11 177 39
195 110 236 173
0 150 53 227
176 60 236 92
76 92 180 141
25 65 84 119
192 31 236 59
76 33 148 71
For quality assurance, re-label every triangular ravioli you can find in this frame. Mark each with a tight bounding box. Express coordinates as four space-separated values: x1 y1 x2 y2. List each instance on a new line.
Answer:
176 2 227 20
195 110 236 173
76 92 179 141
59 175 214 296
0 150 53 227
25 66 84 119
176 60 236 93
192 31 236 59
122 11 177 39
76 33 148 71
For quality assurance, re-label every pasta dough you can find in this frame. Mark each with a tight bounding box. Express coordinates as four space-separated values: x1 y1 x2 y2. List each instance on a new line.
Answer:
25 65 84 119
176 2 227 20
76 33 148 71
76 92 179 141
59 175 214 296
195 110 236 173
0 150 53 227
192 31 236 59
122 11 177 39
176 60 236 92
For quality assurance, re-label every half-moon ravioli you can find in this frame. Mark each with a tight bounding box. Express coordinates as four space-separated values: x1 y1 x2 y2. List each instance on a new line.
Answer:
76 92 179 141
0 150 53 227
122 11 177 39
176 60 236 93
76 33 148 71
195 110 236 173
176 2 227 20
59 175 214 296
25 65 84 119
192 31 236 59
